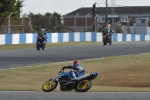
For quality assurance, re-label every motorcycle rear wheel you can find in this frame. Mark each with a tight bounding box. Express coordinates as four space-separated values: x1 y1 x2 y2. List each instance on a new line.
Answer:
75 80 92 92
42 79 58 92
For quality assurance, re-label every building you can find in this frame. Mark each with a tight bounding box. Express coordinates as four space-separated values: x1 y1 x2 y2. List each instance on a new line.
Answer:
63 6 150 34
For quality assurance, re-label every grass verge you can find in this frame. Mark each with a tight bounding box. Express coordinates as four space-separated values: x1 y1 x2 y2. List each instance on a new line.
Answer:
0 53 150 92
0 42 101 50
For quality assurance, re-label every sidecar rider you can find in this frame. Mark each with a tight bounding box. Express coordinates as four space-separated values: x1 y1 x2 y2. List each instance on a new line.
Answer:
62 60 85 80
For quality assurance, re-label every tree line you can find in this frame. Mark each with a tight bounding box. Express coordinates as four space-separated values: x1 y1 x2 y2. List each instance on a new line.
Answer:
0 0 23 17
27 12 64 33
0 0 64 33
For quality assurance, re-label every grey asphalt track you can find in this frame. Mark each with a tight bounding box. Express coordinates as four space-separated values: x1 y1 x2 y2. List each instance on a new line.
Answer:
0 91 150 100
0 41 150 100
0 41 150 70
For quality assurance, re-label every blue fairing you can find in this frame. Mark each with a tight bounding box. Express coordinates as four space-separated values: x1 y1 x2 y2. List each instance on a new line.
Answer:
58 71 98 80
76 73 85 78
93 72 98 76
58 72 72 79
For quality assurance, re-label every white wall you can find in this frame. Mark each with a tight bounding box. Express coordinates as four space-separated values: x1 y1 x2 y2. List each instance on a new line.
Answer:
126 34 131 41
135 35 140 41
74 32 80 42
85 32 91 42
145 35 150 41
0 34 5 45
97 32 102 42
117 34 123 42
63 33 69 42
12 34 19 44
52 33 58 43
26 33 33 43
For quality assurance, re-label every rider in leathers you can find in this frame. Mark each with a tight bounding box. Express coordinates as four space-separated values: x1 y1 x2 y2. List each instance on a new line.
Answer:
102 24 114 38
62 60 85 80
38 28 47 44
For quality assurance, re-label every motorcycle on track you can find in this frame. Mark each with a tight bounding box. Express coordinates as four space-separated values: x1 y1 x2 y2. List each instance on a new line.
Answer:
36 35 46 50
102 33 112 45
42 68 98 92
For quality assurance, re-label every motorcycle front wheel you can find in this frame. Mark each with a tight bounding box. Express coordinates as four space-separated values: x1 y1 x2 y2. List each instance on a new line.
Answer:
103 39 107 45
42 79 58 92
109 37 112 45
42 43 45 50
36 41 41 50
75 79 92 92
109 39 112 45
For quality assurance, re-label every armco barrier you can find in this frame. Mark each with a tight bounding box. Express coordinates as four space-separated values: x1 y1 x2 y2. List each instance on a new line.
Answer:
0 32 150 45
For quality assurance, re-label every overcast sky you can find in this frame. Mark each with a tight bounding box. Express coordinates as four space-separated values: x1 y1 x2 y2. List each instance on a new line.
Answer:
22 0 150 15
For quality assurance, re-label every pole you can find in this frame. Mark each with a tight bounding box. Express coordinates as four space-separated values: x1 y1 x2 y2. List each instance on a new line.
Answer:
49 14 53 29
94 14 98 32
85 13 90 32
21 7 24 33
127 18 131 34
74 13 79 32
106 0 108 25
8 12 13 33
95 18 97 32
22 15 24 33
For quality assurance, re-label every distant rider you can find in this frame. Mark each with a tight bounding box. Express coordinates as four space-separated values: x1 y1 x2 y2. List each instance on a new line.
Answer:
38 28 47 44
102 24 114 37
42 33 47 44
62 60 85 80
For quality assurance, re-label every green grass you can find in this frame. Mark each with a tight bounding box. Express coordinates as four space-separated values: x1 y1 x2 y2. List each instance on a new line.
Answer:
0 53 150 92
0 42 101 50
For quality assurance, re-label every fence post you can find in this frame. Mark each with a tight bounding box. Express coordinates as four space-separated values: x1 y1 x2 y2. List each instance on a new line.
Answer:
8 12 13 33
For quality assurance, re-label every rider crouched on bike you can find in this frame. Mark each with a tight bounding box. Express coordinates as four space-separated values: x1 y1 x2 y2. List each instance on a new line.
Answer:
102 24 114 37
62 60 85 80
38 28 47 44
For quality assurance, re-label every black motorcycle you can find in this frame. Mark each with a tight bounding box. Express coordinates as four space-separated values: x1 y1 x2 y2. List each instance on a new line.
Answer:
102 33 112 45
36 35 45 50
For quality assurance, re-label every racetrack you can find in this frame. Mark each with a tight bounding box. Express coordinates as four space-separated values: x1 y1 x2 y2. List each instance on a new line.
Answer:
0 41 150 70
0 41 150 100
0 91 150 100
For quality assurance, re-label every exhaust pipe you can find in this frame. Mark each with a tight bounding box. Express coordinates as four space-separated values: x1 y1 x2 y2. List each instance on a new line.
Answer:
76 74 90 81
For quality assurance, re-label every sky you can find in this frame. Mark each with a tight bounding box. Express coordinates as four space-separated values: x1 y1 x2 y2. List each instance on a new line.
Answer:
22 0 150 15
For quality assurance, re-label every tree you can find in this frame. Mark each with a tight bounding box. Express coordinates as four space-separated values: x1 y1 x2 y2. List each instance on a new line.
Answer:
15 0 23 17
50 12 62 32
27 12 63 32
0 0 23 17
